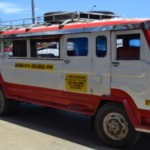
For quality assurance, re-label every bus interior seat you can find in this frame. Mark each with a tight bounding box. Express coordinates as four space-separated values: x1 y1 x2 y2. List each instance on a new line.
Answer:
117 47 140 60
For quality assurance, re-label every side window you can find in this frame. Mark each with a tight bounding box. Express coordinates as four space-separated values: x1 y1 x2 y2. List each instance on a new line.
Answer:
13 40 27 57
3 40 26 58
67 37 88 56
30 39 60 58
3 40 13 57
96 36 107 57
116 34 140 60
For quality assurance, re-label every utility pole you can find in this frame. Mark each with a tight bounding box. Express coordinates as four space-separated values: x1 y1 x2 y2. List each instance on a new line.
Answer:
31 0 35 23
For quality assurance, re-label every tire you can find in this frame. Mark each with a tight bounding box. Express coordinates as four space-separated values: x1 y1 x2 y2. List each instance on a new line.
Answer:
94 103 140 148
11 100 20 113
0 89 11 115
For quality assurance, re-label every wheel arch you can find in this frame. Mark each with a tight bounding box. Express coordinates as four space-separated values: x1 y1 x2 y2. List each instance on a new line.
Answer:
95 89 141 128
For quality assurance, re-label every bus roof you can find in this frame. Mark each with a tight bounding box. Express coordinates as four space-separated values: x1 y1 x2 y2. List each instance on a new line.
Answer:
0 17 150 39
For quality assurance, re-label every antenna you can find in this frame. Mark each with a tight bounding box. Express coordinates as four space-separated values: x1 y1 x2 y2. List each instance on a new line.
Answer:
91 5 96 12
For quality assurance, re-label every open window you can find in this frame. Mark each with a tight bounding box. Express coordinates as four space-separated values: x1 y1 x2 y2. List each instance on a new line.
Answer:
30 38 60 58
13 40 27 57
116 34 140 60
2 39 27 58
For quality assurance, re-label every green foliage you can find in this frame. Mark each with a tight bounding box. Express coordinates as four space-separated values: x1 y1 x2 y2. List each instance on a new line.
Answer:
4 40 12 48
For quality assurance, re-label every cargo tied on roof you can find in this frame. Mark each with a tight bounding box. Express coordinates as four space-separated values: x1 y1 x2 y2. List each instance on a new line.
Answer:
44 11 117 24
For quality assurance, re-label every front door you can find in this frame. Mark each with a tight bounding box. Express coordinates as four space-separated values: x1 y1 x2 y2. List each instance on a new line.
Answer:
111 29 148 110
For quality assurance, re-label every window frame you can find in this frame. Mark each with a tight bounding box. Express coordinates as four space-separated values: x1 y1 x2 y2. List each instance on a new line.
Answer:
116 33 141 60
96 35 107 57
30 37 60 59
67 37 88 57
1 38 27 59
1 35 62 60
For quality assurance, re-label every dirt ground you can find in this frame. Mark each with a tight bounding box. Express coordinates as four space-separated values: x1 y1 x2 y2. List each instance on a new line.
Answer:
0 120 94 150
0 104 149 150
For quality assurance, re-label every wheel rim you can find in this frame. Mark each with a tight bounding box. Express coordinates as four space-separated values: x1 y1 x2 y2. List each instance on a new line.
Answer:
103 112 128 141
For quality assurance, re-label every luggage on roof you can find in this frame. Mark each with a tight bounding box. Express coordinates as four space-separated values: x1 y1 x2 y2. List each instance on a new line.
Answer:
44 11 116 24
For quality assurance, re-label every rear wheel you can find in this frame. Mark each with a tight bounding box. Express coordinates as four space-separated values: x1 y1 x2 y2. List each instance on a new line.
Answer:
11 100 20 113
0 89 11 115
95 103 140 148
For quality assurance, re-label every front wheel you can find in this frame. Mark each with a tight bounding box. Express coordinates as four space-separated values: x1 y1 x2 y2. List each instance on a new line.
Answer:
94 103 140 148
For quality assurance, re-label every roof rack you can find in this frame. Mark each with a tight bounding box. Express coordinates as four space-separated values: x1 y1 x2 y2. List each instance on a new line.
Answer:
0 11 120 32
0 16 44 32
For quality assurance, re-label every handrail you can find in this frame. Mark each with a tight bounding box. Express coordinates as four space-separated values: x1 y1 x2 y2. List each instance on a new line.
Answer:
0 11 120 32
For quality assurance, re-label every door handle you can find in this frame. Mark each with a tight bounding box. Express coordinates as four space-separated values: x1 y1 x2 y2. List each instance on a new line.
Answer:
112 62 120 67
64 59 71 64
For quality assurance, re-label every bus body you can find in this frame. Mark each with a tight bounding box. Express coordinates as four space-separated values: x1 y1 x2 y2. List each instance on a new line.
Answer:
1 12 150 148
